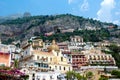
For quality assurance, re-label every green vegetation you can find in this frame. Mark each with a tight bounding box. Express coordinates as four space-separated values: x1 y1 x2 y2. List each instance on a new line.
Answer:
0 14 118 44
111 70 120 78
86 71 93 79
2 38 15 44
1 14 116 29
14 59 19 69
38 28 110 42
106 44 120 67
0 66 11 70
66 71 87 80
99 75 108 80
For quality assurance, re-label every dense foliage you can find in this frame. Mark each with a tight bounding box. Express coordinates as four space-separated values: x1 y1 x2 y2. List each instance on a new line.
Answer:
86 71 93 79
111 70 120 78
66 71 87 80
99 75 108 80
107 45 120 68
0 66 29 80
1 14 116 27
37 28 110 42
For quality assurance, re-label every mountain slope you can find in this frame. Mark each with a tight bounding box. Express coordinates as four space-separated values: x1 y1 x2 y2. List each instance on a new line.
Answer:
0 14 118 44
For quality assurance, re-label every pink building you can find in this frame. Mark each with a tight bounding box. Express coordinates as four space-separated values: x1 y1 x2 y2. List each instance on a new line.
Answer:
0 52 11 67
71 53 88 70
0 42 12 67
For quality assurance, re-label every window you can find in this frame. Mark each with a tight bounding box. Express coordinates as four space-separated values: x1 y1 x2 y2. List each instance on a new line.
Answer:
33 73 35 77
61 57 63 61
50 66 51 69
69 67 70 71
69 59 71 62
64 67 66 71
57 52 59 56
37 56 39 60
46 57 48 61
76 59 78 61
37 76 40 80
55 66 57 69
59 66 61 70
50 75 53 79
43 76 46 80
26 51 27 55
50 58 52 61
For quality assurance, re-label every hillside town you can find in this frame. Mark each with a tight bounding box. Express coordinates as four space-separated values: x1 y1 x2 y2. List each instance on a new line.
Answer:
0 35 120 80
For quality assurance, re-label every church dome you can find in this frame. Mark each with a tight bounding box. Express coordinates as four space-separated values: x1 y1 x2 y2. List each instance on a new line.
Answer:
47 40 60 52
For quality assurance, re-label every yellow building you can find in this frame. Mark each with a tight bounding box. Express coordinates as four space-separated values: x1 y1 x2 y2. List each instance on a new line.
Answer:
32 39 43 48
32 40 72 73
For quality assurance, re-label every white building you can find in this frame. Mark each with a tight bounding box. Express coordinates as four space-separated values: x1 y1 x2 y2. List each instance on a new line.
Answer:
68 36 85 50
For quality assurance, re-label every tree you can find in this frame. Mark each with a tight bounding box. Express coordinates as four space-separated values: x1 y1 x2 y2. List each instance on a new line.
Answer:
14 59 19 69
75 73 87 80
99 76 108 80
15 43 20 48
66 71 76 80
86 71 93 79
109 44 120 53
66 71 87 80
7 38 14 44
34 32 40 36
108 44 120 68
20 75 29 80
111 70 120 78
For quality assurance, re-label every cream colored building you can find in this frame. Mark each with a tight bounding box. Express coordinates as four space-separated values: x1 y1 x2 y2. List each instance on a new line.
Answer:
21 40 72 73
81 49 116 66
32 40 72 73
70 36 83 42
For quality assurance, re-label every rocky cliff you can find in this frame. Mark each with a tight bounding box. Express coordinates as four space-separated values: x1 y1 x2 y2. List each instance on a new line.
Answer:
0 14 117 44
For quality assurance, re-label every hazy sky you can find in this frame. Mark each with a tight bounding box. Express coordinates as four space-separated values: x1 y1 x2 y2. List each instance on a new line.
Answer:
0 0 120 25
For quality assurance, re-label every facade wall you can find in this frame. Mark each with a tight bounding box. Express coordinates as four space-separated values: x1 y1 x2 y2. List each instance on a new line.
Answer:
22 45 33 57
32 50 72 73
70 36 83 42
31 72 61 80
32 39 43 47
72 54 88 70
0 44 9 53
49 64 72 73
0 53 11 67
86 54 116 66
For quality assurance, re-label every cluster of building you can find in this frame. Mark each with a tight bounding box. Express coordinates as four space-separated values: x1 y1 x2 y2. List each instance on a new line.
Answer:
0 36 119 80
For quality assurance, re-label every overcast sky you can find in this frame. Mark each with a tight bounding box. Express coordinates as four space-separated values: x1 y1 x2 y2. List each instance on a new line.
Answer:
0 0 120 25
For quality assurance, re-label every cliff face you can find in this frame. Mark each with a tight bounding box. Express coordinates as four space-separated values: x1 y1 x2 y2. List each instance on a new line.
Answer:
0 14 117 44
